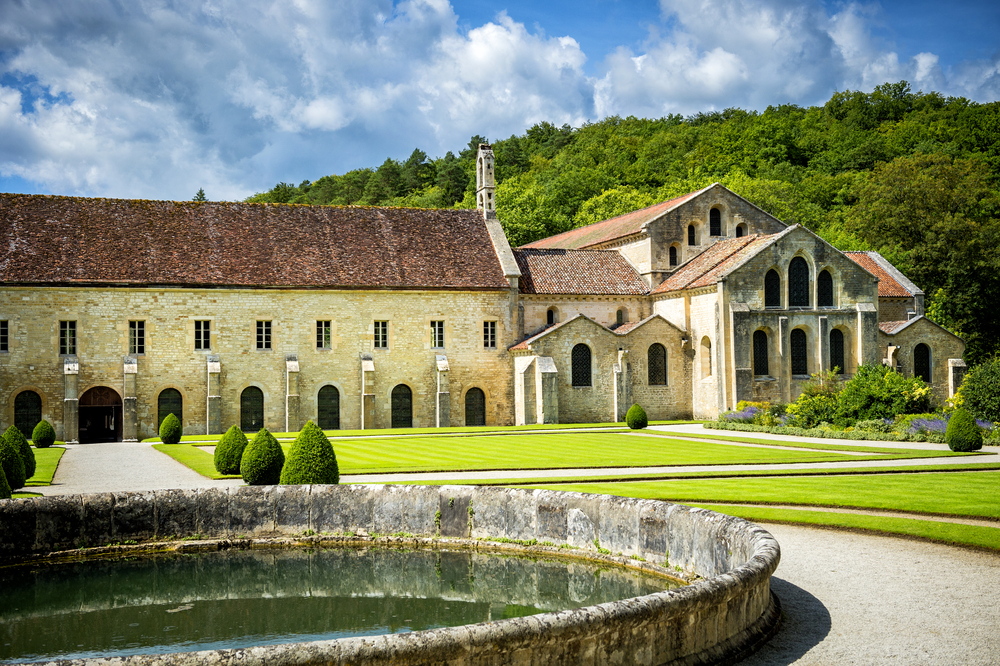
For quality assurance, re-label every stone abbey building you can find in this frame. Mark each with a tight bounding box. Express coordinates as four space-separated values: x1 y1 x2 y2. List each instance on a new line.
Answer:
0 146 965 442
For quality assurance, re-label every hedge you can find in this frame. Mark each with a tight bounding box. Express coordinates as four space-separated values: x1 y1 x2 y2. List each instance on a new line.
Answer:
279 421 339 485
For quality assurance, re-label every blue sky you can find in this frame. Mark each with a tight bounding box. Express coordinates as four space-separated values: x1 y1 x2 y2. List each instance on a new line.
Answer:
0 0 997 200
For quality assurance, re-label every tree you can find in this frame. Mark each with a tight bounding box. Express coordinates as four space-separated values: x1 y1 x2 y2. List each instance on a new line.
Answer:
193 188 207 202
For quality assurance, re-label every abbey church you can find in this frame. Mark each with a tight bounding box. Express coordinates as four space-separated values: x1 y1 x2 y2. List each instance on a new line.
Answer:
0 145 966 442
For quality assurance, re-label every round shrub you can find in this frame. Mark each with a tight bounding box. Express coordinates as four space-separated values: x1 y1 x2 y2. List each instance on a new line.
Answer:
0 464 10 499
961 359 1000 424
240 428 285 485
3 425 35 481
32 419 56 448
625 403 648 430
0 430 26 490
214 425 249 475
159 413 182 445
945 408 983 452
280 421 339 485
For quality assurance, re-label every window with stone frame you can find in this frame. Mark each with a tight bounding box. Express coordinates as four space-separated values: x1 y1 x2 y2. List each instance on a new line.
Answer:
129 320 145 355
431 320 445 348
753 330 769 376
571 344 592 387
790 328 808 375
710 208 722 236
765 269 781 308
830 328 845 374
195 320 210 350
687 225 696 246
59 320 76 355
483 320 496 349
374 320 388 349
789 257 810 308
647 343 667 385
256 320 272 350
547 308 556 326
669 246 678 266
914 343 931 383
0 320 7 352
818 270 834 307
316 320 332 349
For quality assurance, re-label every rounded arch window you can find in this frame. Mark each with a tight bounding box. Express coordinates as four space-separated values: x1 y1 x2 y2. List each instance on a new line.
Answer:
765 270 781 308
157 388 182 430
240 387 264 432
818 270 834 307
830 329 846 375
687 225 696 246
669 245 678 266
465 388 486 426
14 390 42 440
616 308 628 327
546 307 557 326
736 223 748 238
789 257 810 308
914 343 931 383
317 385 340 430
571 344 592 387
391 384 413 428
700 337 712 378
710 208 722 236
790 329 808 376
648 343 667 385
753 330 769 376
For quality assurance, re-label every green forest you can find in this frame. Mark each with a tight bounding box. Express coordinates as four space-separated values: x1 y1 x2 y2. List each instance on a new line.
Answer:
246 82 1000 365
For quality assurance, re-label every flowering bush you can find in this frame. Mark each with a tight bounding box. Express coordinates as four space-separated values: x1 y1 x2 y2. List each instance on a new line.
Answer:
835 364 934 425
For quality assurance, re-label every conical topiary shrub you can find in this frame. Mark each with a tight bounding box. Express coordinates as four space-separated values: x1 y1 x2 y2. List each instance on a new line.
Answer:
32 419 56 448
0 464 10 499
159 412 182 444
280 421 339 485
946 408 983 452
240 428 285 485
0 429 26 491
214 425 249 475
3 425 35 481
626 403 648 430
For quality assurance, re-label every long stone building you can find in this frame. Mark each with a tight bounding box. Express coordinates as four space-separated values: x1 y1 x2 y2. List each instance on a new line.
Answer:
0 146 965 442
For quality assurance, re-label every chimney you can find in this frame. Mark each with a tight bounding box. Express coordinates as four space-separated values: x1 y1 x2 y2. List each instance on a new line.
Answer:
476 143 495 215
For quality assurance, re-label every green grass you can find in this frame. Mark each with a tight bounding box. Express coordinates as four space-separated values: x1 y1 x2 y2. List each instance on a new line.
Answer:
153 444 239 480
25 446 65 486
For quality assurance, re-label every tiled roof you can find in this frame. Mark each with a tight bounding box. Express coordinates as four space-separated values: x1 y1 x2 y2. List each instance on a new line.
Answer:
843 251 916 298
0 194 510 290
879 320 911 334
514 248 648 295
509 316 583 351
520 189 706 250
651 234 772 294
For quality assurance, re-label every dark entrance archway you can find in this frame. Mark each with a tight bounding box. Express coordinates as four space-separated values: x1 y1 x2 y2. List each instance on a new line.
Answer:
465 388 485 426
79 387 123 443
14 390 42 440
391 385 412 429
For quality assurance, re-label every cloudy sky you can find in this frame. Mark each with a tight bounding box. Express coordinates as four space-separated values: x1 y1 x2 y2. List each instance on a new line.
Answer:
1 0 997 201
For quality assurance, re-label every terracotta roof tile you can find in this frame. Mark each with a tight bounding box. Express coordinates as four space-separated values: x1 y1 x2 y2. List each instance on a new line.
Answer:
0 194 510 290
843 252 914 298
879 320 911 334
651 234 771 294
514 248 648 295
520 189 704 250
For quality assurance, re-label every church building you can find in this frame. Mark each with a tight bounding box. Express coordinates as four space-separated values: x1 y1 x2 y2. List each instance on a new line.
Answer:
0 145 965 442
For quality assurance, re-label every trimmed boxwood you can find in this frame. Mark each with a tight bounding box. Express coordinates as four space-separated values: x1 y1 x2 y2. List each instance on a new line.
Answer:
32 419 56 449
159 413 182 445
280 421 339 485
945 408 983 452
240 428 285 485
0 429 26 490
625 404 648 430
3 425 35 481
214 425 249 475
961 359 1000 424
0 464 10 499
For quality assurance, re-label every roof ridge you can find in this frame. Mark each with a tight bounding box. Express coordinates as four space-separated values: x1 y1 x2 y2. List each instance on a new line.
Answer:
670 234 759 291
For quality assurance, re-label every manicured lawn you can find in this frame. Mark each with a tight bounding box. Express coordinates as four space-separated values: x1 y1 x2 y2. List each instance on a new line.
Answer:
26 446 65 486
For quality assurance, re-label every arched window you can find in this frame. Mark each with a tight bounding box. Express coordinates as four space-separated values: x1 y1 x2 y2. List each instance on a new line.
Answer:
790 329 808 376
157 389 182 430
547 308 556 326
648 343 667 385
830 329 845 375
616 308 627 327
317 385 340 430
914 343 931 383
14 390 42 440
789 257 810 308
753 331 769 376
465 388 486 426
765 270 781 308
818 270 834 307
669 246 678 266
240 386 264 432
736 223 747 237
687 225 696 246
571 344 592 387
710 208 721 236
391 384 413 428
701 337 712 378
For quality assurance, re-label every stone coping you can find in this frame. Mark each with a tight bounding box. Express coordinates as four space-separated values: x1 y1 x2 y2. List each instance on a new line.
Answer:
0 485 781 666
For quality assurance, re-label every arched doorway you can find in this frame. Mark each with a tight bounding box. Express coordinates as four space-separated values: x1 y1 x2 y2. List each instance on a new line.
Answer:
317 385 340 430
391 384 412 429
14 390 42 440
465 388 486 426
914 343 931 383
157 389 183 430
241 387 265 432
79 387 123 443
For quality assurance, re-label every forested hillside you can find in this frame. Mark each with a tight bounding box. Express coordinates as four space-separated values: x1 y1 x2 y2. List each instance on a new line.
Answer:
247 82 1000 364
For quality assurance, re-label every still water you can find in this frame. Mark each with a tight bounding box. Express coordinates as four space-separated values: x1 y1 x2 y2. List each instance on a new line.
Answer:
0 547 680 663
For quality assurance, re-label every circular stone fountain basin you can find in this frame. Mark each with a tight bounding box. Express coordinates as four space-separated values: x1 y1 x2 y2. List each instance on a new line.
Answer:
0 485 781 666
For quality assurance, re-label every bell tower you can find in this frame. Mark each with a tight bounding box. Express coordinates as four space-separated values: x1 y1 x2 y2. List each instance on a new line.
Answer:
476 143 495 214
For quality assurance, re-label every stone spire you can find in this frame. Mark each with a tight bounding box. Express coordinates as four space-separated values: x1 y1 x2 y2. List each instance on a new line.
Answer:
476 143 495 215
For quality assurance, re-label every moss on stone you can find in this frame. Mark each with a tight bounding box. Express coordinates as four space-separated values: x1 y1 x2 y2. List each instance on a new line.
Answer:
280 421 339 485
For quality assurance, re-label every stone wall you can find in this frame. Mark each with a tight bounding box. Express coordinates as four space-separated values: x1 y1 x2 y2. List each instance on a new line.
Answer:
879 317 966 403
0 485 781 666
520 294 649 339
